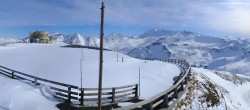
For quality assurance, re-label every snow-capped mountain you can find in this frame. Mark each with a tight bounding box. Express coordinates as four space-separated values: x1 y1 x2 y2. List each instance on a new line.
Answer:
49 32 65 44
60 32 159 52
139 29 198 38
125 30 250 76
64 33 85 45
46 30 250 75
128 42 171 59
2 29 250 75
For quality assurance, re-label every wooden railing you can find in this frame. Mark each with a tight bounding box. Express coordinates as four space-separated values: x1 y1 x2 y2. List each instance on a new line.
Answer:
0 40 28 46
0 58 190 109
79 84 138 106
0 65 79 103
115 59 191 110
0 65 138 106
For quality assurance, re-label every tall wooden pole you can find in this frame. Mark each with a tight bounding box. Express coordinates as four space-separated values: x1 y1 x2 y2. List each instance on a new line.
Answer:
98 1 105 110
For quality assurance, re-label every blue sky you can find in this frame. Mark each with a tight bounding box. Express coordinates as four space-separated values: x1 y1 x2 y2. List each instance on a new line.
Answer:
0 0 250 38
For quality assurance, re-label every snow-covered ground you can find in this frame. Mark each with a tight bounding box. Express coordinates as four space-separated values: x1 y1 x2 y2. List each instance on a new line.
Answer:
0 43 180 110
194 68 250 109
0 76 59 110
176 68 250 110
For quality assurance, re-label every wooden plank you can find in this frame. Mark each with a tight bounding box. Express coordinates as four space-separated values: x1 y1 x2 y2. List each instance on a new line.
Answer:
114 84 136 90
55 92 78 100
50 86 78 96
0 66 13 71
15 75 31 81
115 88 134 94
153 99 163 108
0 68 12 75
55 92 68 98
83 87 112 91
71 96 79 100
50 86 68 93
0 71 11 78
115 92 134 99
80 91 111 96
80 96 111 101
83 84 137 91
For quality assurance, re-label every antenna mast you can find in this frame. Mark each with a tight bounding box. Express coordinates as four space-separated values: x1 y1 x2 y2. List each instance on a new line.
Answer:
98 1 105 110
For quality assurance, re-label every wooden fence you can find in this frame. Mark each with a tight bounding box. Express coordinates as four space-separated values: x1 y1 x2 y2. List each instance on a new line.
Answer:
115 59 191 110
0 65 138 106
0 58 190 108
79 84 138 106
0 65 79 103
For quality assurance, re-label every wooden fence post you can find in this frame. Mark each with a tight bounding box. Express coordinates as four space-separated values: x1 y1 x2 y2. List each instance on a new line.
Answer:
34 78 38 86
184 76 188 84
135 84 138 98
112 87 115 103
80 88 84 105
180 82 184 91
68 86 71 103
163 94 169 108
11 71 15 79
174 88 178 99
148 102 153 110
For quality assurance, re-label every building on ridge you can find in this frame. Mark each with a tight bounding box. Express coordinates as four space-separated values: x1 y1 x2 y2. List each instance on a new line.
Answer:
29 31 53 44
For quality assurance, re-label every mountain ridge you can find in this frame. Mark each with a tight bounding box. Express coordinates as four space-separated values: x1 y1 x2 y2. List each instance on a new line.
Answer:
1 29 250 76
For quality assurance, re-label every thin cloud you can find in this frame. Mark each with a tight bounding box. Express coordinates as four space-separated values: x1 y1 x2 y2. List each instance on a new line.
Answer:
0 0 249 35
200 2 250 35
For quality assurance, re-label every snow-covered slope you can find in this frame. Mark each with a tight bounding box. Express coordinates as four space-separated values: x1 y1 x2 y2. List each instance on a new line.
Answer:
0 76 59 110
128 42 171 59
56 32 159 52
176 68 250 110
0 43 181 109
126 30 250 75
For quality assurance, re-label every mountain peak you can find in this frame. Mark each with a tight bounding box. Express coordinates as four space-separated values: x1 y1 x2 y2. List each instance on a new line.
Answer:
139 29 198 38
107 32 124 38
64 33 85 45
139 29 175 38
72 33 82 37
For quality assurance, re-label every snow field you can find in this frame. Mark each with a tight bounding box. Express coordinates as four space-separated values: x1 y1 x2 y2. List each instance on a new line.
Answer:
0 43 181 109
0 76 59 110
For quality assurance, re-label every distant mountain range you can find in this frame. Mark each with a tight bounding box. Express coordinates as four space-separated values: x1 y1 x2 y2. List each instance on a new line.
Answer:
1 29 250 76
